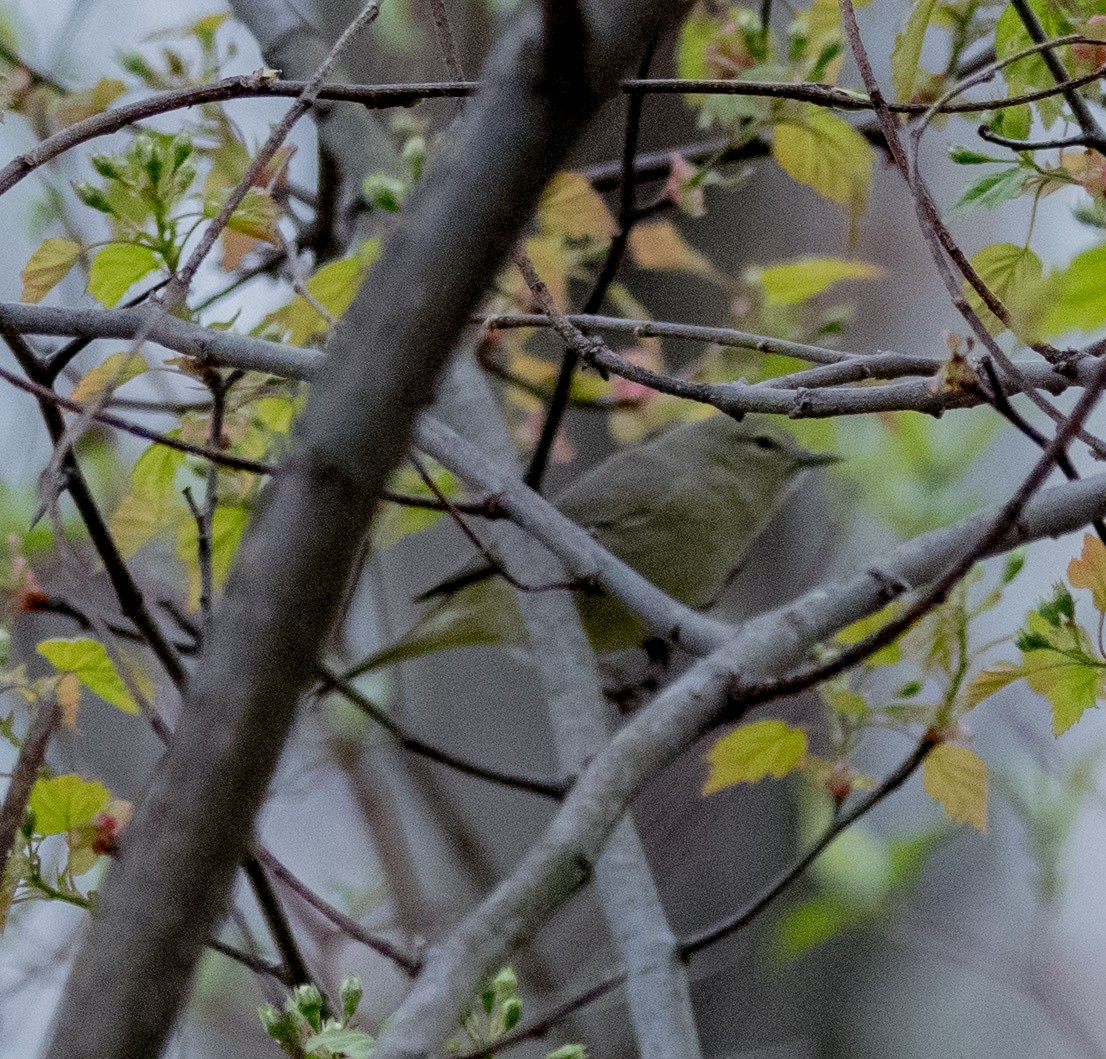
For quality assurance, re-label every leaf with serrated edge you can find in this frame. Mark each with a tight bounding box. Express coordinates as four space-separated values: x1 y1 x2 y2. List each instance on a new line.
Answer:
87 243 160 307
37 638 140 715
923 743 988 832
702 720 807 794
28 773 110 836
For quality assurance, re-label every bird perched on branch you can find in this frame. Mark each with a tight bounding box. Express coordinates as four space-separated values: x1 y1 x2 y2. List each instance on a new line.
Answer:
350 413 835 674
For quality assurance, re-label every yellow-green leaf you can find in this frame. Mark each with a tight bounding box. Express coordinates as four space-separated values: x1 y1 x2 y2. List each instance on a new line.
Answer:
70 351 147 404
538 172 616 242
20 238 80 303
835 602 904 666
1024 647 1105 735
772 106 873 223
749 256 881 306
702 720 808 794
1069 533 1106 613
923 743 988 832
177 504 251 608
891 0 938 102
37 638 140 715
53 77 126 127
1040 245 1106 338
88 243 161 307
628 220 713 276
28 773 110 836
206 186 280 244
965 662 1024 707
261 240 380 344
110 444 187 557
963 242 1044 337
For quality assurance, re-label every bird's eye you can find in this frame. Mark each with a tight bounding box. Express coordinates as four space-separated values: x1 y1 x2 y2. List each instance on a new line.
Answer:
752 435 778 450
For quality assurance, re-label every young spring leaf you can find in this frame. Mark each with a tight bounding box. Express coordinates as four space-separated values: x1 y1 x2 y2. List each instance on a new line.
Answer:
702 719 808 794
962 242 1043 336
87 243 161 307
27 774 110 836
70 351 147 404
1016 611 1104 734
772 106 874 223
538 171 616 242
966 662 1025 708
304 1027 374 1059
627 220 713 276
20 238 80 303
748 256 881 306
37 638 142 715
110 443 187 557
923 743 988 832
1039 245 1106 338
891 0 938 103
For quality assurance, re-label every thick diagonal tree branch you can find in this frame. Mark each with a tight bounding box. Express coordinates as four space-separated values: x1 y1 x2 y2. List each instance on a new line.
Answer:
41 2 686 1057
368 468 1106 1059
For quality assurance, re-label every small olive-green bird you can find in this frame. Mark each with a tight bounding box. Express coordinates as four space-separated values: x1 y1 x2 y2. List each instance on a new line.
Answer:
351 414 834 674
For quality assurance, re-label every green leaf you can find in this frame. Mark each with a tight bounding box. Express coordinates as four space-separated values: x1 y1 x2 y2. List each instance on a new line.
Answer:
702 720 807 794
749 256 882 306
375 463 460 547
951 167 1029 214
222 187 280 243
37 638 141 715
21 238 80 303
948 146 1008 165
87 243 161 307
1024 648 1105 735
260 240 380 344
70 351 147 404
923 743 988 831
966 662 1025 707
995 0 1070 128
1039 245 1106 338
835 602 904 666
176 504 251 608
110 443 187 557
891 0 938 103
775 893 855 959
962 242 1043 336
28 773 110 836
772 106 873 223
304 1026 374 1058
